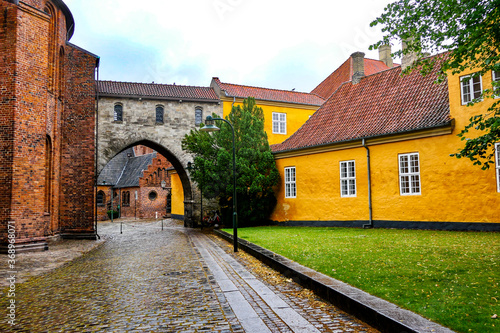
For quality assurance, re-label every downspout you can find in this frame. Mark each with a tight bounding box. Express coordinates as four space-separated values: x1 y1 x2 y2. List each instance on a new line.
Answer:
362 139 373 229
94 58 101 239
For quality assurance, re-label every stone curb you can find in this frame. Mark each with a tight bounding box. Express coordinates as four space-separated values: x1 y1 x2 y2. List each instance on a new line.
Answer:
214 230 455 333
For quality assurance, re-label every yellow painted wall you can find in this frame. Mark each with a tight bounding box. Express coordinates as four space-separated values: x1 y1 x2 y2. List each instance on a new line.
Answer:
271 70 499 224
221 99 317 145
170 172 184 217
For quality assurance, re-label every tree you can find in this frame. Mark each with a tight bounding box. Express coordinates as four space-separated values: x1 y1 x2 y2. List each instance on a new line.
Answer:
370 0 500 169
182 97 280 227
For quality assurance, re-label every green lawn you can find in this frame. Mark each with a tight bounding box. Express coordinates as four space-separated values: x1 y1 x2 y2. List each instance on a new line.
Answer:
226 227 499 333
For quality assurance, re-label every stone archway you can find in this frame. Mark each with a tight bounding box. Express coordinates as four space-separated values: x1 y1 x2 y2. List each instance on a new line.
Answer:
97 90 222 227
98 139 197 226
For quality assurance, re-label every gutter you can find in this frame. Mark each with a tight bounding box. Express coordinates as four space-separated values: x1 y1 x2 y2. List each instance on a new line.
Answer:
94 60 101 240
272 120 454 158
362 139 373 229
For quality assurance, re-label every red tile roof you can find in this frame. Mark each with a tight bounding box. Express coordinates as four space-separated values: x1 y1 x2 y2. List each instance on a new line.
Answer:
311 58 398 100
98 81 220 102
272 55 451 153
212 78 325 106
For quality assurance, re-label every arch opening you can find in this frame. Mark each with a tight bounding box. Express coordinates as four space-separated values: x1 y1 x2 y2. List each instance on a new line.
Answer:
96 140 197 227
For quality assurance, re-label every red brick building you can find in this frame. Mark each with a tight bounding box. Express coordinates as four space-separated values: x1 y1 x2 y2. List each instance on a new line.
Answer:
0 0 99 251
97 146 173 220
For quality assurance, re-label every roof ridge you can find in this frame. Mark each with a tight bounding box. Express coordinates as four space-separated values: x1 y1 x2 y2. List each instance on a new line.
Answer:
218 79 320 96
98 80 214 89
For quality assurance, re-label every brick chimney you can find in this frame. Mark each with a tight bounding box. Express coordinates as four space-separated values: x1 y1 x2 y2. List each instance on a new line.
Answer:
351 52 365 84
378 44 393 68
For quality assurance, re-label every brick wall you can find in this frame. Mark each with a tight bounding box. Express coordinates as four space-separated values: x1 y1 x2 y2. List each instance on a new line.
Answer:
59 44 97 235
0 2 18 240
0 0 98 249
7 2 51 244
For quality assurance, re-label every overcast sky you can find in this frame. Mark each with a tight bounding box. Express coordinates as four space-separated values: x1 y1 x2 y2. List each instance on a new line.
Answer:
64 0 397 92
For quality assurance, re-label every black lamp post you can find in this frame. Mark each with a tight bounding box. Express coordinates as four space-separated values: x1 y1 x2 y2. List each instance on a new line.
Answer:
200 115 238 252
187 162 203 229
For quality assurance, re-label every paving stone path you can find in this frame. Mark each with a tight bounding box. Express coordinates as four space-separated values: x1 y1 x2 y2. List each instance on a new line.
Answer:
1 219 378 332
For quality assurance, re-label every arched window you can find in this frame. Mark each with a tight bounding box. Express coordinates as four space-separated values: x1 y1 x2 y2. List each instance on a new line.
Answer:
44 4 57 92
122 191 130 206
97 191 105 206
114 104 123 122
45 136 53 213
58 47 65 99
156 105 164 123
195 107 203 126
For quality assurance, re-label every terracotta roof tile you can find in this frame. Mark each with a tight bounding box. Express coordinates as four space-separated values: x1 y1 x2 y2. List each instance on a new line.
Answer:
272 55 451 153
212 78 325 106
311 58 398 99
98 81 219 102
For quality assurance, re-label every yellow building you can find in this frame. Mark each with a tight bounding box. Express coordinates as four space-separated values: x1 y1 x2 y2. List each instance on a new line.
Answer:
210 77 325 145
271 52 500 231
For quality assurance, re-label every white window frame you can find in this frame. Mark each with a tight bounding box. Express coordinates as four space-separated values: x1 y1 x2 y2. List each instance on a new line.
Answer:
399 153 421 195
284 167 296 198
460 73 482 105
493 71 499 98
195 108 203 126
272 112 287 135
496 143 500 193
340 160 356 197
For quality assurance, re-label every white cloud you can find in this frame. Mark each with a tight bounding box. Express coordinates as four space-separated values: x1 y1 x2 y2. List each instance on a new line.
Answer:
65 0 395 91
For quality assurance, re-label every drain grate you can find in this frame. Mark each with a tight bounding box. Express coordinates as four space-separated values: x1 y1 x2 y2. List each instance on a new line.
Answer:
163 271 189 277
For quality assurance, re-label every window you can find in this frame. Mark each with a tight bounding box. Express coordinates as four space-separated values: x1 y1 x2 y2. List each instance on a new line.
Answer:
58 47 65 99
195 108 203 126
272 112 287 134
156 106 164 123
460 74 482 104
493 71 500 98
149 191 158 201
340 160 356 197
122 191 130 206
285 167 296 198
45 136 52 213
399 153 421 195
496 143 500 192
114 104 123 121
97 191 105 206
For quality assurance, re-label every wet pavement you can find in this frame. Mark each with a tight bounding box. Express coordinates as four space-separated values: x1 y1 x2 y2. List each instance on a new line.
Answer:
1 219 378 332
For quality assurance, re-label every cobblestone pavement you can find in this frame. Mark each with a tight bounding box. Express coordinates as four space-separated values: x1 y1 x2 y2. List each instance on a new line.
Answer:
1 219 378 332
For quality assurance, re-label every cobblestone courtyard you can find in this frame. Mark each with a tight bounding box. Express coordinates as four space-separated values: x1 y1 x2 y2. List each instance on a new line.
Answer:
1 219 377 332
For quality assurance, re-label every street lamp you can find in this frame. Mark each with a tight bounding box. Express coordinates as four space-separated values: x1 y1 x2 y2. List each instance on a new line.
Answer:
200 115 238 252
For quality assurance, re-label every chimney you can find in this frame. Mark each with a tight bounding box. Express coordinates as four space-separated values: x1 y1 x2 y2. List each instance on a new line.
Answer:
401 38 419 70
351 52 365 84
378 44 393 68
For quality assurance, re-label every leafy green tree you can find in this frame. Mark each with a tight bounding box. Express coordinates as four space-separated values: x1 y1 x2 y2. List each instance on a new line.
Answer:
182 97 280 226
370 0 500 169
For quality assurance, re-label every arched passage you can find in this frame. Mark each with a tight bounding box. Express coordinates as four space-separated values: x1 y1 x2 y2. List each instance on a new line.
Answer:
98 139 199 227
